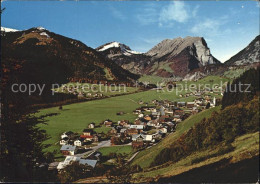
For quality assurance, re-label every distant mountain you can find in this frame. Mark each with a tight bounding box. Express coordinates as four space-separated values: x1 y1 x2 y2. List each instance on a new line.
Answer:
96 42 151 74
225 35 260 65
97 37 221 78
1 27 139 88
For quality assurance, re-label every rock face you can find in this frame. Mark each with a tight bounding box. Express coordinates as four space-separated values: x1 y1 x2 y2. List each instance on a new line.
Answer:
225 35 260 65
146 36 219 66
97 37 220 78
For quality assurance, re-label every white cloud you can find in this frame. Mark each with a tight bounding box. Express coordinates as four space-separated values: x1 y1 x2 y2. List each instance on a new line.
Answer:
135 3 159 25
109 6 126 21
159 1 189 24
190 16 229 37
192 5 200 17
136 2 198 27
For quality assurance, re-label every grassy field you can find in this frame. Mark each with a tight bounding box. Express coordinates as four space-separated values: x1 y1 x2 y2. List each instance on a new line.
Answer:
131 106 221 168
98 145 133 156
37 76 229 154
132 132 259 182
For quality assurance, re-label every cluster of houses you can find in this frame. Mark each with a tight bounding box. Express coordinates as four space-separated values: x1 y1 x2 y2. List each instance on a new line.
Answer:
59 125 100 152
108 96 217 149
54 94 217 170
58 84 104 99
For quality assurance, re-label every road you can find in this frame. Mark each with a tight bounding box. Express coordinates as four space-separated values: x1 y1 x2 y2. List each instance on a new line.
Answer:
74 140 111 157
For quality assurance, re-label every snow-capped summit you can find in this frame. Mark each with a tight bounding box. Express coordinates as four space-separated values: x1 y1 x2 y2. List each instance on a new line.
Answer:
1 27 19 32
96 41 141 56
36 26 46 31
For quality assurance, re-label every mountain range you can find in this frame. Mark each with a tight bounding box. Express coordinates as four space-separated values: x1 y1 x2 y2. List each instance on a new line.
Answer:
2 27 259 84
1 27 139 88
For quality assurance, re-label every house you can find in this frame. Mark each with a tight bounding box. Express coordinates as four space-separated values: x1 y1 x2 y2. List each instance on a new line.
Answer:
177 102 186 107
60 145 77 156
60 137 69 145
116 111 125 115
126 128 138 135
138 113 144 118
109 127 117 134
132 140 144 149
144 116 151 121
118 120 129 127
61 131 74 139
83 129 94 136
175 109 184 116
103 119 113 127
93 135 99 142
80 135 93 141
57 156 97 170
130 125 144 133
120 128 127 136
159 127 167 134
132 134 154 142
88 123 95 129
186 102 195 108
61 132 68 139
74 138 84 147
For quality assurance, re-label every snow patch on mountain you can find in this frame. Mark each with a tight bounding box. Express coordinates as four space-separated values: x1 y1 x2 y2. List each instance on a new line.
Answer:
97 41 141 56
1 27 19 32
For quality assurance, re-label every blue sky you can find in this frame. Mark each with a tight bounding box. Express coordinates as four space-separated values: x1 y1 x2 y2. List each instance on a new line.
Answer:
1 1 259 62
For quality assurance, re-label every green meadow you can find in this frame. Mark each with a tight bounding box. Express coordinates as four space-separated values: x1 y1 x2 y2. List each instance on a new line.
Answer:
36 76 229 154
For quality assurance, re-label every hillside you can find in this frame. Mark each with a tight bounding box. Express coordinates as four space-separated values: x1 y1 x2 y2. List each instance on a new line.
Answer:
1 27 139 86
225 35 260 65
130 68 259 182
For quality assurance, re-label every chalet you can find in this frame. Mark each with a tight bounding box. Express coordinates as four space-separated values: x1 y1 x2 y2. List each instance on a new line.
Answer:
126 128 138 135
60 137 69 145
132 140 144 149
116 111 125 115
118 120 129 127
138 113 144 118
83 129 94 136
60 145 77 156
61 132 68 139
120 128 127 136
187 102 195 108
103 119 113 127
144 116 151 121
88 123 95 129
93 135 99 142
61 131 74 139
57 156 97 170
132 134 155 142
177 102 186 107
159 127 167 134
133 108 142 114
130 125 144 133
175 109 184 116
80 135 93 141
109 127 117 134
74 138 84 147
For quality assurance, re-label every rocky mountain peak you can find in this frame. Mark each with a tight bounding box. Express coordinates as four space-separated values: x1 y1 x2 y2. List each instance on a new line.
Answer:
225 35 260 65
146 36 219 66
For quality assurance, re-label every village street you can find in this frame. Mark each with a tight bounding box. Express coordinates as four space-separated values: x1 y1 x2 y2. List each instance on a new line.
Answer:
74 140 111 157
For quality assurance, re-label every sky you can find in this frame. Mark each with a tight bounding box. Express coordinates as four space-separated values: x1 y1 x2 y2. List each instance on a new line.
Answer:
1 0 259 62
